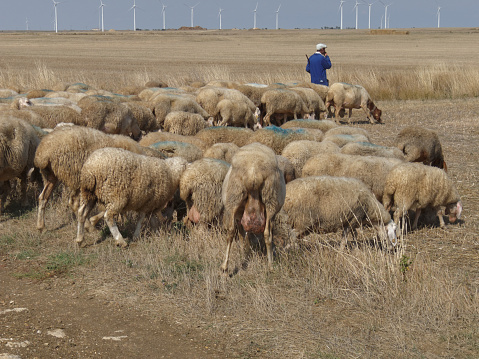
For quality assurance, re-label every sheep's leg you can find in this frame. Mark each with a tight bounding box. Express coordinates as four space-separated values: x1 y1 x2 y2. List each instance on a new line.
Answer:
220 228 235 273
76 197 96 247
36 176 58 232
436 207 446 228
412 208 422 230
19 174 29 207
104 210 128 248
334 107 342 124
132 213 146 240
88 210 106 230
263 216 274 270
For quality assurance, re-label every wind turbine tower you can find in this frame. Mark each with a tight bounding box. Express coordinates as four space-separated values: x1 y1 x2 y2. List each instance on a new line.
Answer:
218 8 223 30
185 3 199 27
52 0 61 33
253 2 258 29
339 0 346 30
26 17 29 31
353 0 362 29
161 2 167 30
275 4 281 30
99 0 106 32
362 0 374 30
436 5 441 28
379 1 392 29
129 0 137 31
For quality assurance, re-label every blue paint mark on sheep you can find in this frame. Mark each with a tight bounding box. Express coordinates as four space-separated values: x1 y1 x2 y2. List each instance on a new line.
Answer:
263 126 305 136
149 141 191 150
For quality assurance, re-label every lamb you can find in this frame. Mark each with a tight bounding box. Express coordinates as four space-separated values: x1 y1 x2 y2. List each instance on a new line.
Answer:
281 118 338 132
203 142 239 163
195 126 254 148
341 141 406 160
325 82 382 124
382 162 462 233
139 131 208 151
281 140 341 177
260 88 310 126
302 153 404 203
163 111 210 136
214 99 261 129
148 141 203 163
0 116 40 214
179 158 230 225
247 126 323 155
278 176 397 249
34 125 164 232
76 148 188 247
394 126 447 170
81 101 142 140
221 142 286 272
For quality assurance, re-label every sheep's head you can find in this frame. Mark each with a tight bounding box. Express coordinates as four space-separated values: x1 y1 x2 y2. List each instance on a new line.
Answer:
386 220 398 246
372 107 382 123
445 201 462 223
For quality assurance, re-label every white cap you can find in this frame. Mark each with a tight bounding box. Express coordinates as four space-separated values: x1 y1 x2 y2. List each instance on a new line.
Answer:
316 43 327 50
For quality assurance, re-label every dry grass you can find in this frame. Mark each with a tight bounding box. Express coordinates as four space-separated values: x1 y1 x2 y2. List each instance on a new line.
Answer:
1 28 479 358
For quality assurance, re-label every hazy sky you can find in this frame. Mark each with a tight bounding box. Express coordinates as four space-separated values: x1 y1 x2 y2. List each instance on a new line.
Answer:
1 0 477 31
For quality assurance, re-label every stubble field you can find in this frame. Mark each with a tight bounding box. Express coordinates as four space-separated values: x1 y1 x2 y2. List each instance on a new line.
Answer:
1 28 479 358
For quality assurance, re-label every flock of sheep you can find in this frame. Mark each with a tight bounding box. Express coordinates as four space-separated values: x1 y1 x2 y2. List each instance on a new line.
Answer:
0 79 463 272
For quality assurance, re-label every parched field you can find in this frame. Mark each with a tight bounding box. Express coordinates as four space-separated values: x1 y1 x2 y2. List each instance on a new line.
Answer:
0 28 479 358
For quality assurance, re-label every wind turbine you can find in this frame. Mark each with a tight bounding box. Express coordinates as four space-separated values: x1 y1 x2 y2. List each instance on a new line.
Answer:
338 0 346 30
160 2 167 30
352 0 362 29
379 1 392 29
185 3 199 28
253 2 258 29
129 0 137 31
436 3 441 28
99 0 106 32
26 17 29 31
218 8 223 30
361 0 375 29
52 0 62 33
275 4 281 30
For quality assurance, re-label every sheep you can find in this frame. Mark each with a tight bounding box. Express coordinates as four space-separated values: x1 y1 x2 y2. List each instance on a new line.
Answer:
213 98 261 129
13 96 83 113
341 141 406 160
325 82 382 124
290 87 327 120
80 101 142 140
9 102 85 129
233 83 268 107
139 131 208 151
278 176 397 249
276 155 296 184
323 125 371 141
148 141 203 163
179 158 230 226
221 142 286 272
302 153 404 203
382 162 462 233
151 93 209 129
195 87 257 119
122 101 159 133
394 126 447 170
76 148 188 247
322 133 370 148
195 126 254 148
290 82 329 103
163 111 210 136
34 125 164 232
203 142 239 163
260 88 310 126
247 126 323 155
281 118 338 132
281 140 341 177
0 116 40 214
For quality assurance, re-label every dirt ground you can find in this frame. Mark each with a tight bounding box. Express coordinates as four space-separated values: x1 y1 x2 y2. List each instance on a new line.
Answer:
0 258 224 359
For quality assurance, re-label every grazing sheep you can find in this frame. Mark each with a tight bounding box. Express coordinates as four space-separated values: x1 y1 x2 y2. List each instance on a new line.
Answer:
34 125 163 232
276 155 296 184
81 101 141 140
10 104 85 129
195 126 254 148
281 118 338 132
322 133 370 148
152 93 209 129
139 131 208 151
394 126 447 170
291 82 329 103
221 142 286 272
196 87 257 118
323 125 371 141
203 142 239 163
148 141 203 162
234 83 268 107
248 126 323 155
214 99 261 129
0 116 40 214
281 140 341 177
77 148 188 247
260 88 310 126
122 101 159 133
382 162 462 232
179 158 230 225
290 87 327 120
163 111 210 136
341 141 406 160
302 152 404 203
325 82 382 124
278 176 397 248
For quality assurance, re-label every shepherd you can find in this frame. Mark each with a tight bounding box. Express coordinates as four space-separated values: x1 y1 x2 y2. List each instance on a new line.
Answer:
306 43 332 86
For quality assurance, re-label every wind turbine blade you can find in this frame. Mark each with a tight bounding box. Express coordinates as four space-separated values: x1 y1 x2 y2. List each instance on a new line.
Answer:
255 2 258 11
277 4 281 12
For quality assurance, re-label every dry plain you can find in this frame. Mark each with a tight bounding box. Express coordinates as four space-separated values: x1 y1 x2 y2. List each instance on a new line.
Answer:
0 28 479 358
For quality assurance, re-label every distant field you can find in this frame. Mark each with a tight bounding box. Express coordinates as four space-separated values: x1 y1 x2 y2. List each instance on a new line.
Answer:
0 27 479 99
0 28 478 359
